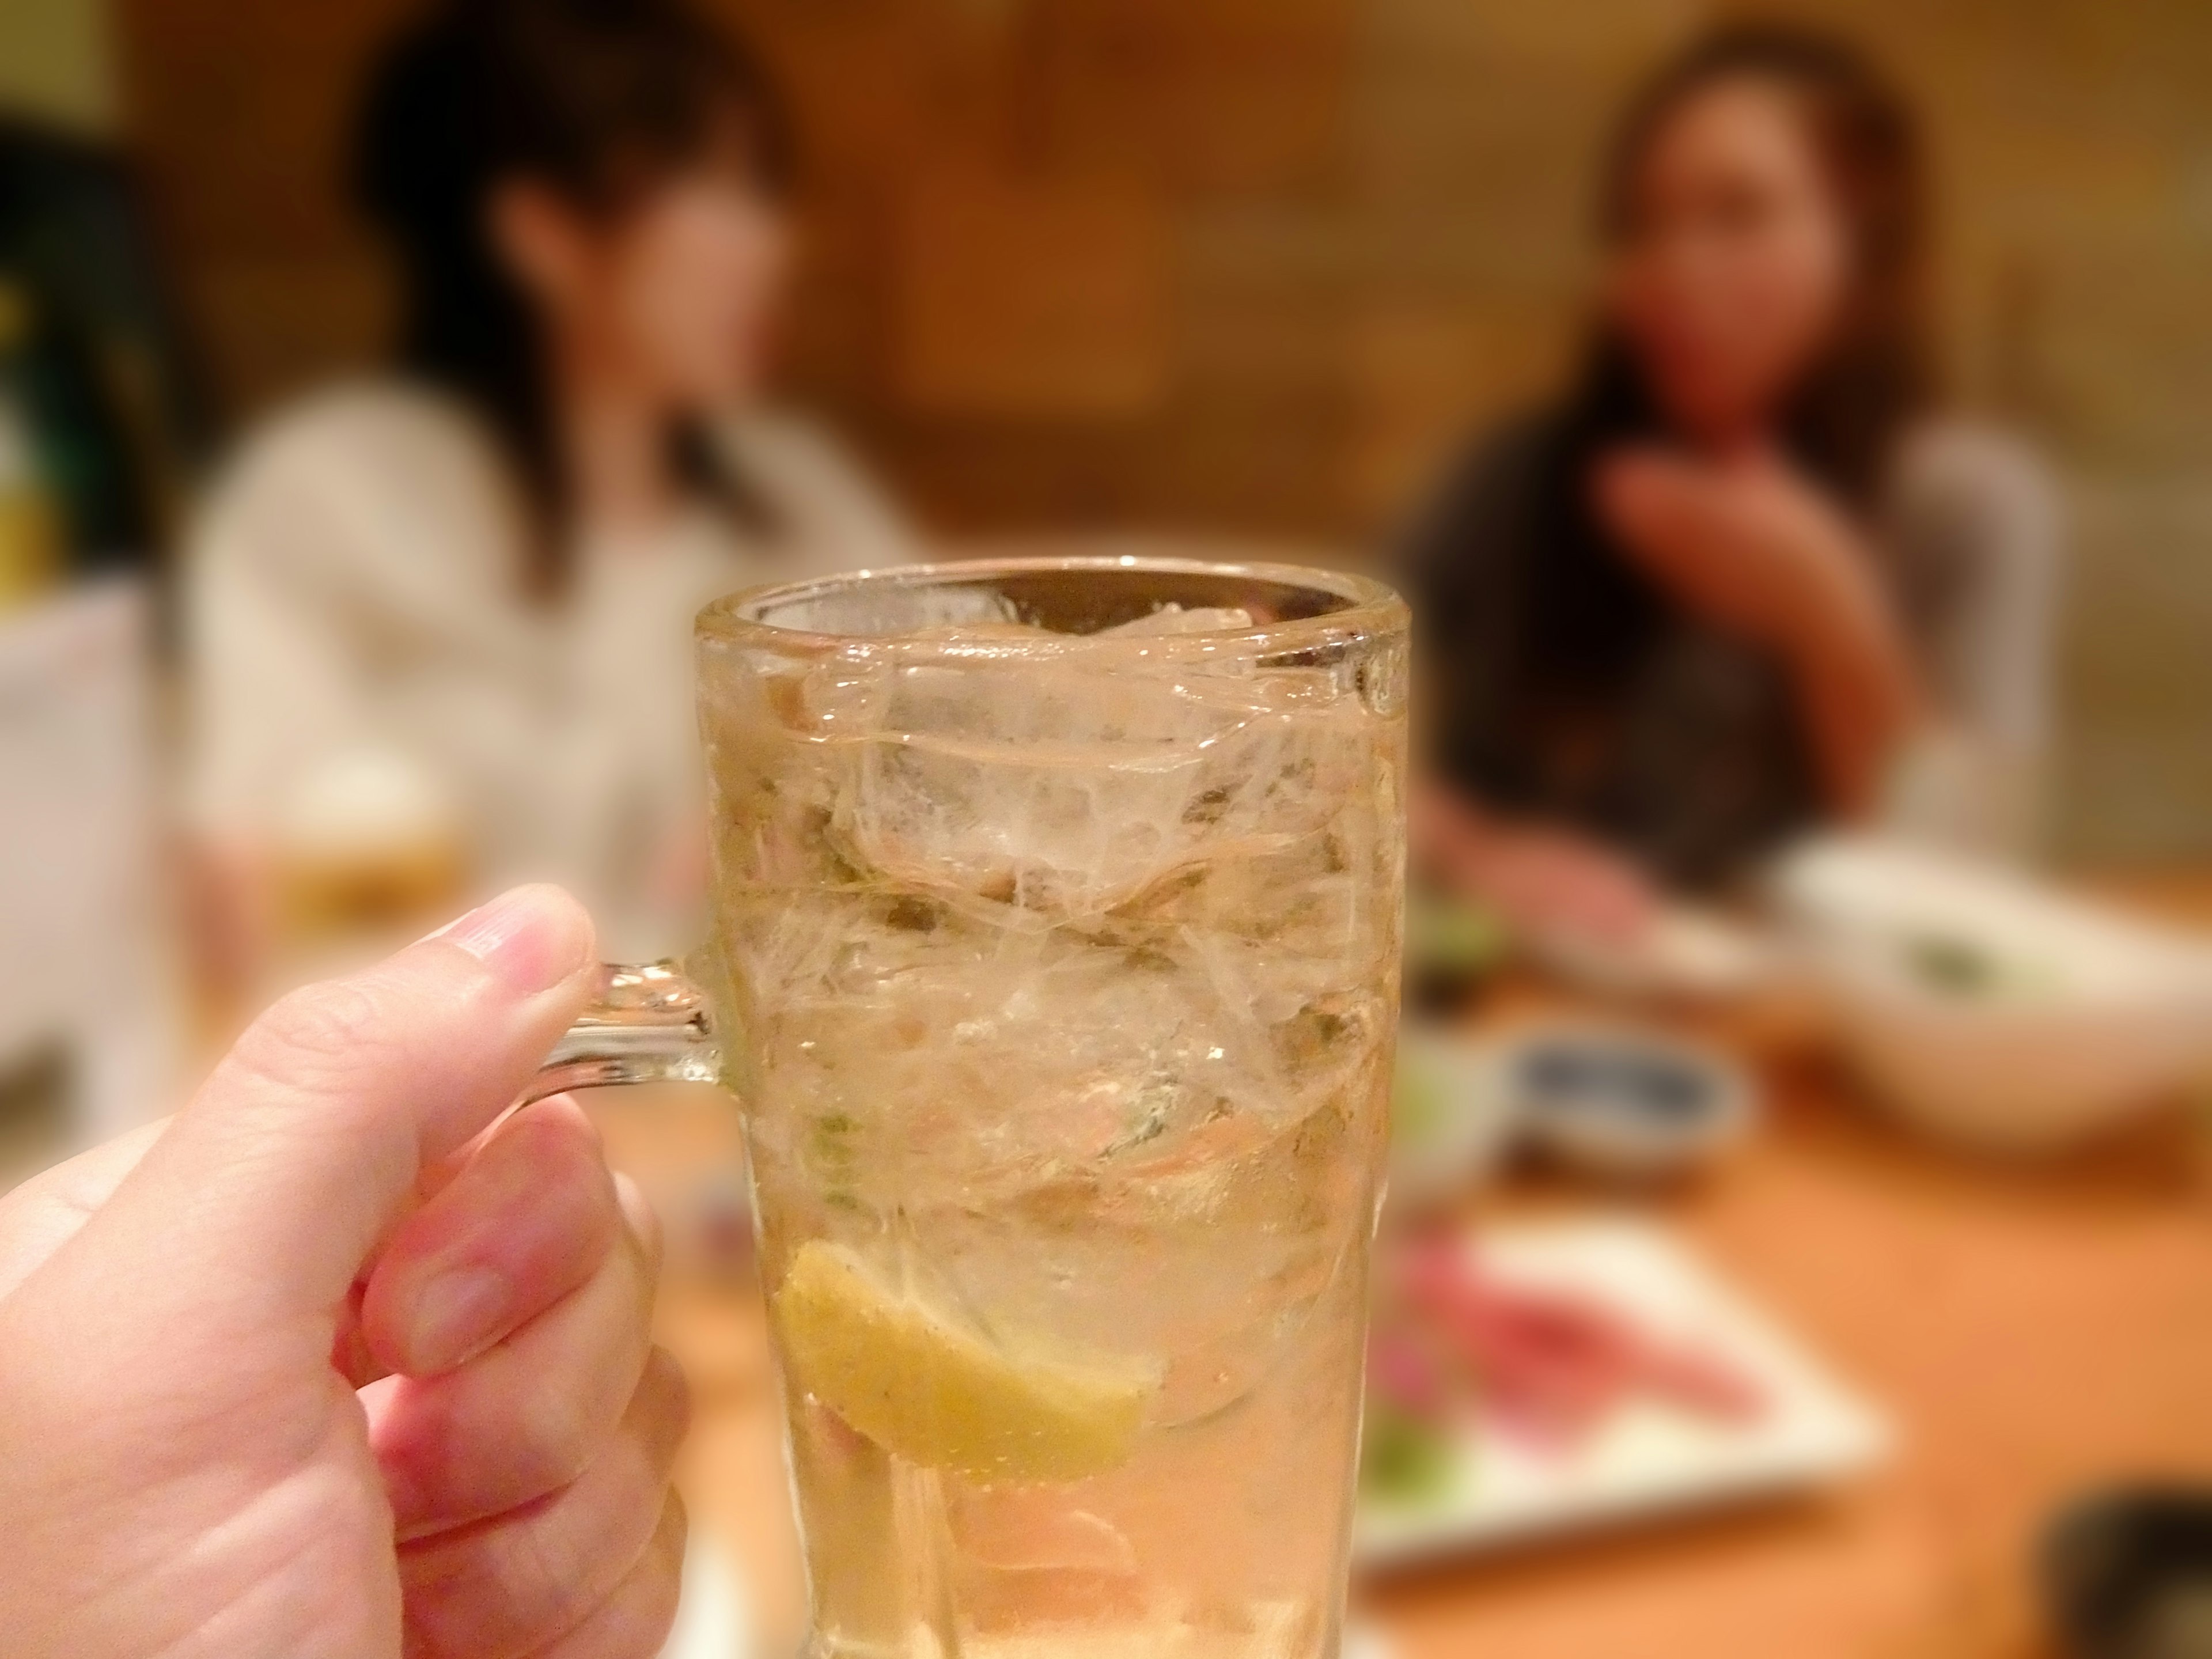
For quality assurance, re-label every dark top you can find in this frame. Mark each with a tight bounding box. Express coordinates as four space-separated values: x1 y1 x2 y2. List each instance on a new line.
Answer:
1397 411 2059 888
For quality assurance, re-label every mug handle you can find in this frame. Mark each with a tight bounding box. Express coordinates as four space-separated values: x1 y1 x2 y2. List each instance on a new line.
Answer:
522 960 722 1107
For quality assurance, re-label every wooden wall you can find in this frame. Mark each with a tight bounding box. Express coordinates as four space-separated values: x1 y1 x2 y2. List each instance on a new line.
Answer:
0 0 117 134
113 0 2212 862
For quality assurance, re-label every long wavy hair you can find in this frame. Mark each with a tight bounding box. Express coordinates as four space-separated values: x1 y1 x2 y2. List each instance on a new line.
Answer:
350 0 797 595
1527 20 1935 699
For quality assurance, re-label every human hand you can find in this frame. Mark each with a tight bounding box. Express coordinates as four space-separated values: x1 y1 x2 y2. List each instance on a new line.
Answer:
1594 444 1878 652
1414 786 1654 944
1598 443 1928 813
1464 825 1657 945
0 885 687 1659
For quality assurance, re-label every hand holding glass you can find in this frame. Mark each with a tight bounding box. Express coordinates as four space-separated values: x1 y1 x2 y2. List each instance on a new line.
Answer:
543 558 1409 1658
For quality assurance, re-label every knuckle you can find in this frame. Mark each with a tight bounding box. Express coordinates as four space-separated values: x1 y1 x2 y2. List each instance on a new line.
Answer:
260 973 398 1066
238 977 401 1091
637 1347 692 1452
661 1487 690 1558
613 1518 688 1659
650 1347 691 1425
511 1090 600 1143
503 1101 608 1181
493 1113 624 1265
268 976 388 1054
517 1378 599 1490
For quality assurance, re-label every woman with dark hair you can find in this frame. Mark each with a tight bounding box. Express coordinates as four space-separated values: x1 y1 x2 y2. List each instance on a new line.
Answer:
1406 22 2058 944
184 0 912 975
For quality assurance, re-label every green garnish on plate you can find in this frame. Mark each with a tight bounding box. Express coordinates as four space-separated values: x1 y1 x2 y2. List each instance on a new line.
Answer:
1391 1054 1451 1144
1903 933 2062 1001
1406 895 1510 976
1360 1406 1463 1508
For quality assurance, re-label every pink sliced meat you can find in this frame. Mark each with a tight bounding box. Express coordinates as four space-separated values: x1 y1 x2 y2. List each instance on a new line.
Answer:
1374 1234 1765 1453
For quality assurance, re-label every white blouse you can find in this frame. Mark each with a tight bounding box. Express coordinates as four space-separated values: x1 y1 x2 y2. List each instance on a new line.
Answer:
184 381 916 959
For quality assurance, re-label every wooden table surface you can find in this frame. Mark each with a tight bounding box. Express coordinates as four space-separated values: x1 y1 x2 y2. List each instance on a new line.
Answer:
627 874 2212 1659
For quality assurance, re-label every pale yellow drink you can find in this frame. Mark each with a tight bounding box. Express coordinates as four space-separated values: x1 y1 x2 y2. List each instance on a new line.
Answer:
697 561 1407 1658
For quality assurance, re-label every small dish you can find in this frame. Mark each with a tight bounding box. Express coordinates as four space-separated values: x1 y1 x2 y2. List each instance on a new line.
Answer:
2042 1486 2212 1659
1504 1021 1756 1180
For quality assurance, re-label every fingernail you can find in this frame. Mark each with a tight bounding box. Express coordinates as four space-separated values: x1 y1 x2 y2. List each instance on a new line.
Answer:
434 887 592 994
408 1267 512 1374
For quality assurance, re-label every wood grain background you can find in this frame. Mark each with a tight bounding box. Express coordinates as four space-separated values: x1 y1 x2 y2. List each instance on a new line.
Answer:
111 0 2212 864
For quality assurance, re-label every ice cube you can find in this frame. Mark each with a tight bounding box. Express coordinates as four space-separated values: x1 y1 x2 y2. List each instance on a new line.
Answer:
1094 604 1255 638
823 663 1382 919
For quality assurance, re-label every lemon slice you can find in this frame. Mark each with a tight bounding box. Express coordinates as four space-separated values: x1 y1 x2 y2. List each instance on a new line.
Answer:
772 1240 1158 1483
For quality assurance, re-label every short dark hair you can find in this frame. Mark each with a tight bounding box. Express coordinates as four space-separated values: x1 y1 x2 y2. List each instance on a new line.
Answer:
351 0 797 593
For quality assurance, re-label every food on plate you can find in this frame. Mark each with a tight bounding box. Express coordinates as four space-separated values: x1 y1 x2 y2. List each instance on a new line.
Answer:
1361 1324 1468 1504
1407 893 1510 975
1901 932 2061 1002
1363 1232 1763 1465
1405 892 1510 1012
1774 838 2212 1151
1391 1051 1452 1146
1359 1404 1460 1506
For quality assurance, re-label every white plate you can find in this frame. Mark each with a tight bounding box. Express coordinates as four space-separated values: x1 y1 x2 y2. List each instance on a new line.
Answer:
1356 1219 1891 1567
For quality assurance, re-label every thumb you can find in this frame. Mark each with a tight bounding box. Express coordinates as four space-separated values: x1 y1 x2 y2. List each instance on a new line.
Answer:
74 885 598 1355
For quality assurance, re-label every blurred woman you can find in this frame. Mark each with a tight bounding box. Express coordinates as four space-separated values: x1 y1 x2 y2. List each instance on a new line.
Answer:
184 0 912 980
1403 23 2058 942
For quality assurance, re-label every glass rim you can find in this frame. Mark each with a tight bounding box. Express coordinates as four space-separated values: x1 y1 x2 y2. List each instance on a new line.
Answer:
695 554 1407 662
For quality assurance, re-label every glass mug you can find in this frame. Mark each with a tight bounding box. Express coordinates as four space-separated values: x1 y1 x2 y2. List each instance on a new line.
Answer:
536 557 1408 1658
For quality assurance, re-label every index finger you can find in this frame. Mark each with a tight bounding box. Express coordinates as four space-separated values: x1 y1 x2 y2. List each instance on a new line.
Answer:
359 1094 625 1379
